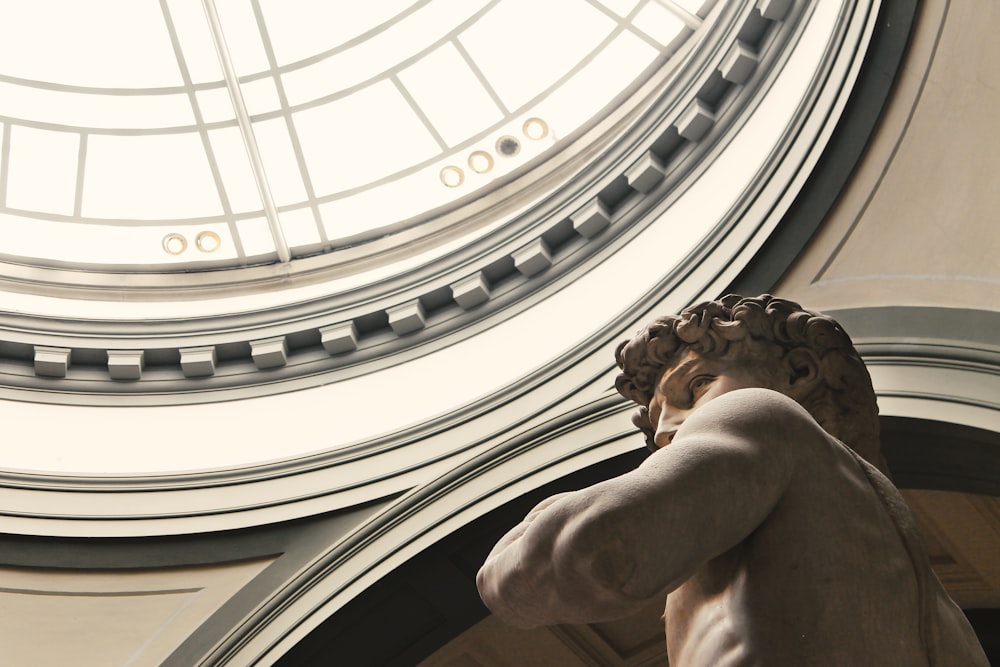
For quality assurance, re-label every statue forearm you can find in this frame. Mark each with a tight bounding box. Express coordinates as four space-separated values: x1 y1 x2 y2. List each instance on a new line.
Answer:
476 528 558 628
476 490 650 627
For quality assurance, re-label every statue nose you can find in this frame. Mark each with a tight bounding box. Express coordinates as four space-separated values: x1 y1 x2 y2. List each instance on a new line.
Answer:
653 428 677 448
654 410 683 448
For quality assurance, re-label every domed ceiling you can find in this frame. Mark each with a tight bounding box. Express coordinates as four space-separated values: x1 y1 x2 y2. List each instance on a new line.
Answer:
0 0 739 414
3 3 1000 665
0 0 870 495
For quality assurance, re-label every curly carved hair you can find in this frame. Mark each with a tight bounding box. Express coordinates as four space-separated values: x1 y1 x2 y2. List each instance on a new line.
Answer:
615 294 887 473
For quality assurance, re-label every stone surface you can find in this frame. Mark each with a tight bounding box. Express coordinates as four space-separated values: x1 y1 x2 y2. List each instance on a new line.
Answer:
571 199 611 239
478 295 988 665
451 274 492 310
512 240 552 278
250 337 288 369
675 99 714 142
320 322 359 354
720 40 758 84
107 350 144 381
34 346 71 378
625 152 667 193
180 346 216 378
387 300 426 335
757 0 792 20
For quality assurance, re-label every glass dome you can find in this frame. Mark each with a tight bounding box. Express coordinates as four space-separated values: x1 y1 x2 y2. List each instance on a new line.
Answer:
0 0 715 272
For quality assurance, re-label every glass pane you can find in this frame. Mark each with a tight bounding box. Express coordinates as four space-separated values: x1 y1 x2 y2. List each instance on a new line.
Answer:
459 0 615 110
0 0 180 88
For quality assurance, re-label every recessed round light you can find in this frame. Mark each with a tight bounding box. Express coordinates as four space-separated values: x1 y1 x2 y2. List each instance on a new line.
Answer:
523 117 548 140
162 233 187 255
196 231 221 253
468 151 494 174
496 135 521 157
440 165 464 187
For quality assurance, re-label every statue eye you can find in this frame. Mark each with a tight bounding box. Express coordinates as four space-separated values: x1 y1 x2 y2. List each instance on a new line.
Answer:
689 375 714 398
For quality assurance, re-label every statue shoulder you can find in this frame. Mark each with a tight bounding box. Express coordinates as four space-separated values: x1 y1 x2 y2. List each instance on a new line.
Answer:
671 387 827 462
686 387 817 431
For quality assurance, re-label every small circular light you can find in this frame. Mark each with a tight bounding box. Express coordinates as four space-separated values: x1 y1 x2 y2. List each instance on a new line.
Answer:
468 151 494 174
196 231 221 253
495 135 521 157
162 233 187 255
523 117 548 140
440 165 464 187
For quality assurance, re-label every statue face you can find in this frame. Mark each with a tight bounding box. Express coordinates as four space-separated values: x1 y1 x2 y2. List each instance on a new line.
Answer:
647 349 789 450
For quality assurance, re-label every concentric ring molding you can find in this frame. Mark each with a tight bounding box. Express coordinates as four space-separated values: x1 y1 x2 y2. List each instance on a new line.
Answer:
0 0 887 539
0 0 791 404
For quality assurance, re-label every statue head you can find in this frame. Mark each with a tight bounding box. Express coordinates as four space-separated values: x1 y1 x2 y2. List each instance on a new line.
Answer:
615 294 887 474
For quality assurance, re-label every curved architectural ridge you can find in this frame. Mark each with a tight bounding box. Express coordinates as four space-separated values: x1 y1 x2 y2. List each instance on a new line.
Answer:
207 401 638 666
833 306 1000 434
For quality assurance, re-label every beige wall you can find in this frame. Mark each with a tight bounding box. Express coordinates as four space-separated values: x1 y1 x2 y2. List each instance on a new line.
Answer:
778 0 1000 311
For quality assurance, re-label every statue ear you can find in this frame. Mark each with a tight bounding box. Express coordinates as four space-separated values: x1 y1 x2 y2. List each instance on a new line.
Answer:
785 348 821 390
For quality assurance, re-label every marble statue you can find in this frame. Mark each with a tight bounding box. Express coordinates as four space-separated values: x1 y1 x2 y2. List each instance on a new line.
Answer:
477 294 988 665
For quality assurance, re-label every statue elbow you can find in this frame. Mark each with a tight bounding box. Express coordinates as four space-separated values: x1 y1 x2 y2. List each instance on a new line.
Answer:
568 513 656 606
476 545 554 627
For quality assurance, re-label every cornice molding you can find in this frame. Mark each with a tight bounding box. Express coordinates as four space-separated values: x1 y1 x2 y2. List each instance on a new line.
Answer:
826 306 1000 442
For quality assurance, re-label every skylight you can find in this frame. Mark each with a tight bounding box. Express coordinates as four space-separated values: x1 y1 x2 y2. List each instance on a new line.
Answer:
0 0 713 271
